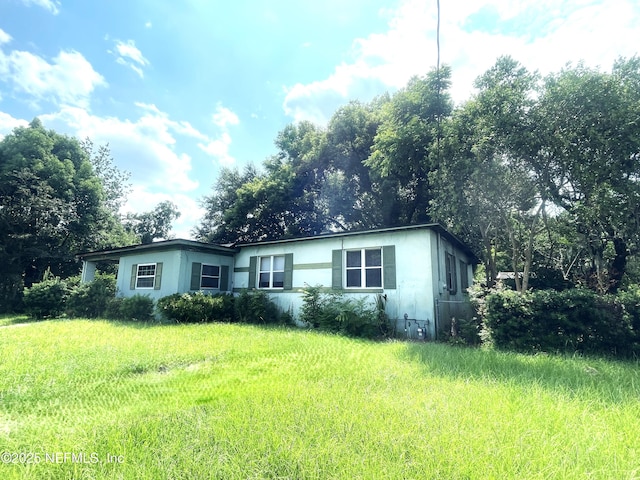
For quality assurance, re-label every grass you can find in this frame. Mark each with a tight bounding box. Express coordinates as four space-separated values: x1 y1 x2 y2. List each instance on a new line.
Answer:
0 318 639 479
0 314 31 327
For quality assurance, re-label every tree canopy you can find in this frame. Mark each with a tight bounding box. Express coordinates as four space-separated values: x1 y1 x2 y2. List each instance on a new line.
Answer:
0 120 134 311
196 56 640 293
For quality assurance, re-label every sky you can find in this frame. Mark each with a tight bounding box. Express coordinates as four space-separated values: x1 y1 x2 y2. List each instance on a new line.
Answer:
0 0 638 239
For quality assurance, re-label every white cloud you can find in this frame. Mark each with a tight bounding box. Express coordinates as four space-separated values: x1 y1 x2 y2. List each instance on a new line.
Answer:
0 111 28 140
283 0 640 122
113 40 149 78
283 62 387 124
40 106 199 193
0 29 11 45
0 43 106 108
212 104 240 128
198 133 235 167
198 104 240 166
20 0 60 15
134 102 209 141
35 103 218 239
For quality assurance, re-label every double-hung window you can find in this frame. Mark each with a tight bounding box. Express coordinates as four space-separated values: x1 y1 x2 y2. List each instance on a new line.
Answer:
136 263 156 289
445 253 457 294
459 260 469 291
200 264 220 289
345 248 382 288
259 255 285 289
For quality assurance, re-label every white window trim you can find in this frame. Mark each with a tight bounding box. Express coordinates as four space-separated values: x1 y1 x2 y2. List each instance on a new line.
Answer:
258 255 285 289
136 263 156 290
200 264 220 290
344 248 383 289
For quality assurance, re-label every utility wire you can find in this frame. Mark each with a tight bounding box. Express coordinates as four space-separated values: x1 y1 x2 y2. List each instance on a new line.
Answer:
435 0 442 169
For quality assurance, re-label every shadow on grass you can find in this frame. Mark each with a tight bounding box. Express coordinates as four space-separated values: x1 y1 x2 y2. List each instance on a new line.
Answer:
401 341 640 404
0 314 42 327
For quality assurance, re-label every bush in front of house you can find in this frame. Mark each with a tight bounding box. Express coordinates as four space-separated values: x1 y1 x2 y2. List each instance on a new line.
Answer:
116 294 156 322
23 276 69 318
66 273 117 318
483 288 638 358
157 291 235 323
299 285 390 339
234 290 283 324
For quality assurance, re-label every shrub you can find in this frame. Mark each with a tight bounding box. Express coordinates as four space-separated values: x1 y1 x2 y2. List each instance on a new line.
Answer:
119 294 155 322
157 292 235 323
23 277 69 318
105 297 125 320
66 274 116 318
483 288 639 358
299 285 390 339
614 285 640 355
299 286 342 332
234 290 282 324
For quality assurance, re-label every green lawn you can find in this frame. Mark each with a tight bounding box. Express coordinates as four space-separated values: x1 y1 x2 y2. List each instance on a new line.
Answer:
0 318 638 479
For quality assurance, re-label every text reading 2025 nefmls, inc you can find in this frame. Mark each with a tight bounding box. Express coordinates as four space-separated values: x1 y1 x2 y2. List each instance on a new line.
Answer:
1 452 125 465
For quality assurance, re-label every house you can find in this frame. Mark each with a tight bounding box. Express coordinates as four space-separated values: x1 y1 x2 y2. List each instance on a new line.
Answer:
78 223 477 339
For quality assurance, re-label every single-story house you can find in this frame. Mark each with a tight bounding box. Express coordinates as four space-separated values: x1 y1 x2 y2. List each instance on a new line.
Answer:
78 223 477 339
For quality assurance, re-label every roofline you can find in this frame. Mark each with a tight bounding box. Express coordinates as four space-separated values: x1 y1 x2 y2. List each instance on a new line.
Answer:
237 223 479 263
76 238 237 262
77 224 479 265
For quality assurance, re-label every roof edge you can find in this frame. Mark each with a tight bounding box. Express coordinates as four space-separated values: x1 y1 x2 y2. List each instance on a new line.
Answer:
76 238 237 261
237 223 478 263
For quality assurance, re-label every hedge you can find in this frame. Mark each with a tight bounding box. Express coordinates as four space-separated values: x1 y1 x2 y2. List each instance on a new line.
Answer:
483 288 640 358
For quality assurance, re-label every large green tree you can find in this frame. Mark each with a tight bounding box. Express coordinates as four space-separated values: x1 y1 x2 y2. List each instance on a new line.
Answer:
194 57 640 294
321 99 386 230
196 122 330 243
124 201 181 244
431 57 542 290
0 119 128 310
531 58 640 292
366 67 452 226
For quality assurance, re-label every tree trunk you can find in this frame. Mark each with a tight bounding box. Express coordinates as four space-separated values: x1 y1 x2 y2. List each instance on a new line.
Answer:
609 237 628 293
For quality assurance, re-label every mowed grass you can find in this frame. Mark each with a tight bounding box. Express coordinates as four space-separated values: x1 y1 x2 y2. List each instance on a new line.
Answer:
0 319 639 479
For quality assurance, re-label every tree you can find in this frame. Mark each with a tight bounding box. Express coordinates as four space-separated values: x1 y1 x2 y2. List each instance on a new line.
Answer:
125 201 181 244
80 138 131 215
195 165 259 243
531 58 640 292
0 119 124 310
365 67 453 226
431 57 542 290
322 100 386 230
196 122 330 243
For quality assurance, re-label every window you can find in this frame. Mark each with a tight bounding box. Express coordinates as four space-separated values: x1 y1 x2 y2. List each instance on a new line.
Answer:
136 263 156 289
191 263 227 291
460 260 469 291
445 253 457 294
200 264 220 289
345 248 382 288
258 255 285 289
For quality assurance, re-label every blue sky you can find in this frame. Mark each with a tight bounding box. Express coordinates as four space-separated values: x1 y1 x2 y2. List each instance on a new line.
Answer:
1 0 638 239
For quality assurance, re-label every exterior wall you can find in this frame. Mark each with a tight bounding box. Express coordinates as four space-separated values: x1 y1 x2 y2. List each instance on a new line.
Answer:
430 230 474 339
81 261 97 283
176 250 235 293
116 249 181 301
116 249 234 301
233 229 438 335
80 224 474 340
